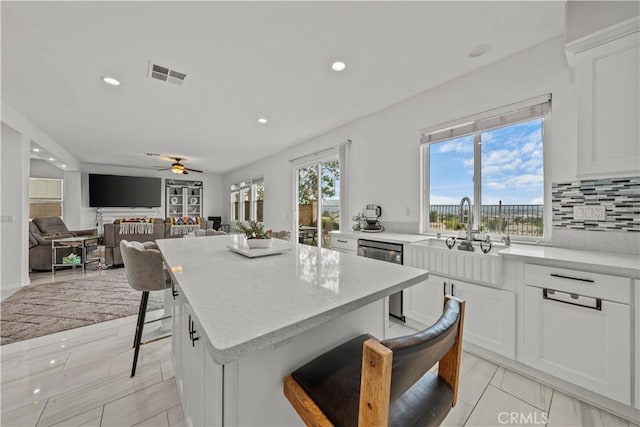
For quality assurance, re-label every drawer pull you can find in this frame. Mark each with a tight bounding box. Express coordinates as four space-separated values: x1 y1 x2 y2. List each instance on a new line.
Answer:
543 288 601 311
549 273 595 283
336 239 348 244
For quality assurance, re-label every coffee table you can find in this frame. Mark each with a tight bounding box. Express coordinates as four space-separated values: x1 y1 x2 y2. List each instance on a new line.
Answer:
51 236 100 275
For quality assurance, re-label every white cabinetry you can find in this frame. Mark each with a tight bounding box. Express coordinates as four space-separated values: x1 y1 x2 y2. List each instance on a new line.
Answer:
567 20 640 178
449 279 515 359
174 289 223 427
523 264 632 405
404 243 515 358
330 235 357 254
166 180 203 219
635 279 639 410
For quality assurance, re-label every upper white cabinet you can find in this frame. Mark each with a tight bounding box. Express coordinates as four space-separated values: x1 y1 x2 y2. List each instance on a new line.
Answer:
567 18 640 178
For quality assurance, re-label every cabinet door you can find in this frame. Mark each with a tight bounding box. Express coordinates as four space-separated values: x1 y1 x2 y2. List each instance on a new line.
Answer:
204 347 223 426
524 286 631 404
576 32 640 178
172 286 183 399
180 302 193 422
451 280 516 358
404 274 447 328
187 308 206 427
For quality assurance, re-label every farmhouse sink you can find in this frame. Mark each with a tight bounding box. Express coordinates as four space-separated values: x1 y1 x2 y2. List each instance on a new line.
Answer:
406 238 504 285
417 237 506 254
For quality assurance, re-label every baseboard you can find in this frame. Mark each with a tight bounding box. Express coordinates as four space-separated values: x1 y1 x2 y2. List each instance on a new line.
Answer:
463 342 640 424
1 280 25 290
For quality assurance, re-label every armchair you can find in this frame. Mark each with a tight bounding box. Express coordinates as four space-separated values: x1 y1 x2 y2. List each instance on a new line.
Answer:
28 222 72 271
32 216 96 237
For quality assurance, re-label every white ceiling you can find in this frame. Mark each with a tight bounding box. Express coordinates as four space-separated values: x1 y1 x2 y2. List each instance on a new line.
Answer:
2 1 565 174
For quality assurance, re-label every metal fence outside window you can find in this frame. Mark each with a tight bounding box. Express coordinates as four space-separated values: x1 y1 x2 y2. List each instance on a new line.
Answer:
429 204 544 237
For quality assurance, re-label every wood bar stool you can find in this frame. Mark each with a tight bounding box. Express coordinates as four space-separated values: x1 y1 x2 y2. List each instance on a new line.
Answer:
284 296 465 427
120 240 173 377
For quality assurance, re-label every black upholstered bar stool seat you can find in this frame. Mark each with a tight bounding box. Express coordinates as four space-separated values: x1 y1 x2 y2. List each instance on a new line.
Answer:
285 296 465 427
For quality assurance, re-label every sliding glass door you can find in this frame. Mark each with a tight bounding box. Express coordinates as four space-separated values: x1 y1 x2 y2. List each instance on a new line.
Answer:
295 159 340 249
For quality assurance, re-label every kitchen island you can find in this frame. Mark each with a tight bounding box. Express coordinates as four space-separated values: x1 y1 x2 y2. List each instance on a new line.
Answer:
156 234 429 426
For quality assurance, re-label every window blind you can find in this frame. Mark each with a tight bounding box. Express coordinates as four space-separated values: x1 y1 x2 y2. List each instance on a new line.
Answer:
421 94 551 144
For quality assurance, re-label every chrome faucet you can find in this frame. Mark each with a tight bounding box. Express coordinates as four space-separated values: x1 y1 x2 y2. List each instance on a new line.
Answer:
459 196 473 241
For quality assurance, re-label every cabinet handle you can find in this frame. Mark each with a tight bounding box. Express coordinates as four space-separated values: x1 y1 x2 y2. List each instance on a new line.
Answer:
336 239 348 243
543 288 601 311
172 284 179 299
188 315 193 338
451 283 455 296
443 281 447 296
550 273 595 283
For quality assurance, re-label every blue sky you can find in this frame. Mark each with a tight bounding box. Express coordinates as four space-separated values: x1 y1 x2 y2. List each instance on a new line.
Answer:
430 119 543 205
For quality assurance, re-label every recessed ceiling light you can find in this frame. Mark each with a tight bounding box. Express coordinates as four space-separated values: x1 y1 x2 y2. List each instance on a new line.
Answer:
48 157 55 161
257 118 268 124
102 76 121 86
32 148 41 152
331 61 346 72
469 45 490 58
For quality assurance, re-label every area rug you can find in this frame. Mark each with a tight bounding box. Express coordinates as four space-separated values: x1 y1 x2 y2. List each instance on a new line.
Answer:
0 270 164 345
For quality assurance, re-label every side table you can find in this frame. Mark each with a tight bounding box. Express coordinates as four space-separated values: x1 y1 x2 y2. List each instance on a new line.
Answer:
51 236 100 276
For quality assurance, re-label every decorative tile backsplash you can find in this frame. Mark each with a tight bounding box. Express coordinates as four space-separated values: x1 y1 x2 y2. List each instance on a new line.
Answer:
552 177 640 232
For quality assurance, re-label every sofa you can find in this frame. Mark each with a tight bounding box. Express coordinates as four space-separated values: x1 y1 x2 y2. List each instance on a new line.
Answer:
29 217 97 271
104 218 213 266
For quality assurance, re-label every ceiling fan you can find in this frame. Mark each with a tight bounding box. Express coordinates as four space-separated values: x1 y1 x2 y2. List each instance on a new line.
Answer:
153 156 203 175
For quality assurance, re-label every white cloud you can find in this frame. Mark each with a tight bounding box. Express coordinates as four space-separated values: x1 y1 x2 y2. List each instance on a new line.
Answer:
530 196 544 204
436 139 473 154
430 195 464 204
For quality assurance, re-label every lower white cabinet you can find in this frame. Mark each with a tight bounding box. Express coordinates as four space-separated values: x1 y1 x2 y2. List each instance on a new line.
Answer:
404 274 447 327
635 279 640 410
523 265 632 405
449 279 516 359
330 235 357 254
404 275 515 358
174 289 223 427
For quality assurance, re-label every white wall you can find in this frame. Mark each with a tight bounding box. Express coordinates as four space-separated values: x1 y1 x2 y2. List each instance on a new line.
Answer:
223 36 575 240
1 123 30 289
565 1 639 42
79 163 224 228
30 158 64 179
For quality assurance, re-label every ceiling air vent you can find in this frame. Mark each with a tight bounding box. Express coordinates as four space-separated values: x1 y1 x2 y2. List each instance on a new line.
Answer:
148 62 187 86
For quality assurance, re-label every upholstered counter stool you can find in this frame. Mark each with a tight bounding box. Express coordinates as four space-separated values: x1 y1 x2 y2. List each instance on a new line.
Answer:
120 240 173 377
284 296 465 427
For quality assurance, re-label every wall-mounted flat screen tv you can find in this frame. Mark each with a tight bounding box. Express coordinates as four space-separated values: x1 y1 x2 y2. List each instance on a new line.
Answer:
89 174 161 207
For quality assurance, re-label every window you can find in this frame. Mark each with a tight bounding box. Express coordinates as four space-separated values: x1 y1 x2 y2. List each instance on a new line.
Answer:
422 95 549 240
29 178 63 219
230 178 264 223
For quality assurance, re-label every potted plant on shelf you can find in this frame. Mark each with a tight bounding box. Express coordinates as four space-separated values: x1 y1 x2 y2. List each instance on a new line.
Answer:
236 221 273 249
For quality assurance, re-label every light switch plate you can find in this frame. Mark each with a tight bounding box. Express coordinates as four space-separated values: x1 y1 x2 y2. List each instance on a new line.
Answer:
0 215 14 223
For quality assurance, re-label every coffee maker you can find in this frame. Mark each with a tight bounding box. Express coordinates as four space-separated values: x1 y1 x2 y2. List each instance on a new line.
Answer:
362 204 384 232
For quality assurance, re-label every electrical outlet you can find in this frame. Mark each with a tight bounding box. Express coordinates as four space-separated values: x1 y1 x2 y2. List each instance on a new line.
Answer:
590 205 606 221
573 206 585 220
0 215 14 223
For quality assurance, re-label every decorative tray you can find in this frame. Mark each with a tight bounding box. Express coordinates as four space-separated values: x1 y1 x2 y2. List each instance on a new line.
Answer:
226 244 287 258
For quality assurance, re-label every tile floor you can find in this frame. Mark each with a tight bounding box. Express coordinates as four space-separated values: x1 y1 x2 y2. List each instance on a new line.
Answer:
1 268 637 426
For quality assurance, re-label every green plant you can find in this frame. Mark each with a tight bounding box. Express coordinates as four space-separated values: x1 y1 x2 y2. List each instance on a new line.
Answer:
235 221 272 239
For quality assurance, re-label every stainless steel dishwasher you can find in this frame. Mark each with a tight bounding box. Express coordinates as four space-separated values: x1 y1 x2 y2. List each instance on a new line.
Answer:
357 239 405 322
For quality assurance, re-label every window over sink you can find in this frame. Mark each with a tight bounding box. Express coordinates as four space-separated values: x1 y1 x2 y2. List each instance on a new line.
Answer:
421 95 550 241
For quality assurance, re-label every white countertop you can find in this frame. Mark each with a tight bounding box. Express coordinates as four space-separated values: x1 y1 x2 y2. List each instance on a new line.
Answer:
499 245 640 278
330 230 430 244
156 235 429 364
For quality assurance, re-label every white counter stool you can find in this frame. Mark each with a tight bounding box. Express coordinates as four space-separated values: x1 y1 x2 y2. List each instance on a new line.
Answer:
120 240 172 377
284 296 465 427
